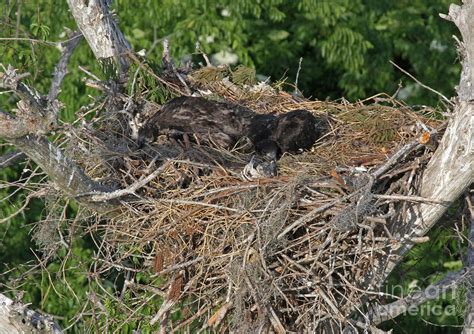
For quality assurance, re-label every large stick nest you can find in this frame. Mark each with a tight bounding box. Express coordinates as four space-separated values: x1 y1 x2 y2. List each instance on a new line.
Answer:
48 63 445 332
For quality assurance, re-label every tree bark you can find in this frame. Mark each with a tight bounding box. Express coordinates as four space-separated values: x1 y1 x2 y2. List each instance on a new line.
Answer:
66 0 131 78
379 0 474 284
463 193 474 333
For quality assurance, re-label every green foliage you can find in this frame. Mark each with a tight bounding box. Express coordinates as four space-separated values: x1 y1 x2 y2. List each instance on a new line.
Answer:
0 1 102 121
0 1 459 109
5 238 99 332
111 0 458 104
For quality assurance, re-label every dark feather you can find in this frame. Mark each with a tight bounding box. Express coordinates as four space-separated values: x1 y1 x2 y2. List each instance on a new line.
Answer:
271 109 327 154
139 97 327 162
140 96 255 149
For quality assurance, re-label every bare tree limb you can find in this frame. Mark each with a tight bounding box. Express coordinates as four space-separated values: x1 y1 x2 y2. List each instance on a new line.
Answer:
0 66 107 196
440 3 474 101
0 65 56 138
463 191 474 333
0 150 25 169
83 161 170 201
0 65 47 115
0 66 117 210
9 135 111 199
0 107 45 139
0 292 63 334
48 31 83 103
368 269 469 325
390 60 454 106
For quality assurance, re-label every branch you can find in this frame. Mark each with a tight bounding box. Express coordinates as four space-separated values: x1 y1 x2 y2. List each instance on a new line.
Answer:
0 66 117 210
48 31 83 103
0 65 45 115
0 292 62 334
82 161 170 201
66 0 131 78
380 0 474 285
0 150 25 169
440 2 474 101
0 66 55 139
390 61 454 106
463 192 474 333
10 135 111 199
368 269 469 325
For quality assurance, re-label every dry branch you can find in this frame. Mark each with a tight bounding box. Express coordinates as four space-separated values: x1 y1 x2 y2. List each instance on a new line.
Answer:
48 31 83 103
66 0 131 78
0 150 25 169
368 269 469 325
463 192 474 333
0 65 117 209
0 293 62 334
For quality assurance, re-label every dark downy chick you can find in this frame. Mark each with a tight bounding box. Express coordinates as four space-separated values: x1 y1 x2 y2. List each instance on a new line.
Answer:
272 109 326 154
139 97 327 179
139 96 255 149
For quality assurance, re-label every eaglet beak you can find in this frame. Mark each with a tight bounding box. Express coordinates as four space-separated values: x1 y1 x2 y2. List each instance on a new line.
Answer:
241 155 277 180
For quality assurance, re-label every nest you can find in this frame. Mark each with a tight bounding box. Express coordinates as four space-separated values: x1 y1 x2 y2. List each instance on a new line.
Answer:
56 64 444 332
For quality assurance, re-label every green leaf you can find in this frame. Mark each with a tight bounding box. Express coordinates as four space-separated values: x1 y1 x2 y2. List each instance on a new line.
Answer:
132 28 146 39
268 29 289 41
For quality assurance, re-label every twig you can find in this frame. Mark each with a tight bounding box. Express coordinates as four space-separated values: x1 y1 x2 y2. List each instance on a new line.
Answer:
78 65 102 82
175 299 223 331
372 140 421 178
464 191 474 333
84 161 170 201
48 31 83 103
277 189 363 240
126 51 186 95
162 39 192 95
158 198 245 213
294 57 303 96
0 65 46 116
373 194 449 205
15 1 22 40
367 269 469 325
0 37 58 46
0 150 25 169
152 257 204 276
150 272 187 326
390 60 454 106
195 41 211 66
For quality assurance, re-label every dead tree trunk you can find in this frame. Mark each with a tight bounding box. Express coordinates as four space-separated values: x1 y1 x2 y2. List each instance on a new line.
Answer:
365 2 474 332
381 3 474 281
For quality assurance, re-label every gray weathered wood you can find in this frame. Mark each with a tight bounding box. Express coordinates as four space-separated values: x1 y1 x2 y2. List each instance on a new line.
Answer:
66 0 131 76
0 293 62 333
381 0 474 283
462 194 474 334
